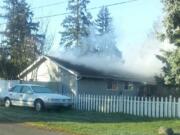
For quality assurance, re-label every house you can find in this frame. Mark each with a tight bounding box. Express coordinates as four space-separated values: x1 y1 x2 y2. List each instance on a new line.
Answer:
18 56 155 96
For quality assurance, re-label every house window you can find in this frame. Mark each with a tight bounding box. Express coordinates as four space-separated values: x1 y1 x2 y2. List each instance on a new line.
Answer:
107 80 118 90
124 82 134 91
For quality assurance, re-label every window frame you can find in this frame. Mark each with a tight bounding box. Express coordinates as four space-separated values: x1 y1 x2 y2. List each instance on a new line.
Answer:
107 80 118 91
10 86 22 93
124 82 134 91
21 86 33 94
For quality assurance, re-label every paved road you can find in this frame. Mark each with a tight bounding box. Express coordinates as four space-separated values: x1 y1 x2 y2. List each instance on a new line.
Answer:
0 123 67 135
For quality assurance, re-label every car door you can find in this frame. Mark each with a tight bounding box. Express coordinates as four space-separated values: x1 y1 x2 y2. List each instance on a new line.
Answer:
20 86 34 107
9 86 22 106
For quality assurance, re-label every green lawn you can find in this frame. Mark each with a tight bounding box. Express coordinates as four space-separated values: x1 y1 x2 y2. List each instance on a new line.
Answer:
0 106 180 135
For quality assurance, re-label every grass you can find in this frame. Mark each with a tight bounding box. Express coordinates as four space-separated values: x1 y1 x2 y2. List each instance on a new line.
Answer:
0 106 180 135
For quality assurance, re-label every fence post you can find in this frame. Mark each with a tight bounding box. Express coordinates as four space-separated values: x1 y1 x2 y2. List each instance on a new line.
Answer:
152 97 155 118
116 96 119 113
140 97 144 116
127 96 129 114
98 95 100 112
85 94 88 111
178 98 180 118
102 95 105 113
123 96 127 114
81 94 83 111
164 97 168 118
144 97 148 116
156 97 159 118
148 97 151 117
113 96 116 113
172 97 176 118
168 96 172 118
88 94 90 111
109 96 112 113
137 97 140 116
133 96 137 116
130 96 133 115
160 97 164 118
120 96 123 112
95 95 98 112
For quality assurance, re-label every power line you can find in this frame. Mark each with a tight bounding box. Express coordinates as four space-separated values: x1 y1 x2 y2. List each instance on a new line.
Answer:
31 0 67 10
0 0 139 25
89 0 138 10
34 0 138 19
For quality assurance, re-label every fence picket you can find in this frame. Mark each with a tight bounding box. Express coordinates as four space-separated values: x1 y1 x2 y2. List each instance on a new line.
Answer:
144 97 148 116
116 96 119 113
156 97 159 118
148 97 151 117
133 96 137 116
120 96 123 112
160 97 164 118
130 97 133 115
152 97 155 118
172 97 176 118
140 97 144 116
126 96 129 114
137 97 140 116
104 95 106 113
124 96 127 114
168 96 172 118
70 94 179 118
178 98 180 118
164 97 168 118
113 96 116 113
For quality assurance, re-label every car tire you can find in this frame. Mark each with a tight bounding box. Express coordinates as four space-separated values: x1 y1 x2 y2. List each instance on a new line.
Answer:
4 98 11 108
34 100 44 112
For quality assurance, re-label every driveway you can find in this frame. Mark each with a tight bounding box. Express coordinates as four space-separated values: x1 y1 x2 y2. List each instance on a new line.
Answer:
0 123 66 135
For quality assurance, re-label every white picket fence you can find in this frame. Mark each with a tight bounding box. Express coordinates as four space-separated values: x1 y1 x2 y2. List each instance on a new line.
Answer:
71 94 180 118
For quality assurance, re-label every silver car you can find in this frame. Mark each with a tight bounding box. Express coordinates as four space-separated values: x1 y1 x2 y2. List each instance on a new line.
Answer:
3 84 72 111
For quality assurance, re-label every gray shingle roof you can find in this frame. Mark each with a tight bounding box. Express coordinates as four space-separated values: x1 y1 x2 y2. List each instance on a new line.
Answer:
48 56 155 84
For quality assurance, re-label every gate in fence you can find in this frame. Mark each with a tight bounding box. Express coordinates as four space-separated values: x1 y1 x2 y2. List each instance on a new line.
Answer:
71 94 180 118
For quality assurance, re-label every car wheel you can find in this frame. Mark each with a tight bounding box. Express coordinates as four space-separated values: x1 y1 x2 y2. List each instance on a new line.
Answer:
4 98 11 108
34 100 44 112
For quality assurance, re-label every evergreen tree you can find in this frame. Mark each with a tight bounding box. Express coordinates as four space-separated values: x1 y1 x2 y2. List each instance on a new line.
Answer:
95 6 112 35
92 6 121 58
157 0 180 86
0 0 44 79
60 0 92 48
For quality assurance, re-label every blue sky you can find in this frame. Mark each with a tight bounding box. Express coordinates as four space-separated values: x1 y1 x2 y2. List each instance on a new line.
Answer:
0 0 163 49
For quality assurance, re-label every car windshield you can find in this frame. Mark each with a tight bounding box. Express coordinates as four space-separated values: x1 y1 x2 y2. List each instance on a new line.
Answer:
31 86 53 93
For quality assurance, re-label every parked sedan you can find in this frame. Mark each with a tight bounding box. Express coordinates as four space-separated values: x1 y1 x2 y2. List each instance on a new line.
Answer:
3 84 73 111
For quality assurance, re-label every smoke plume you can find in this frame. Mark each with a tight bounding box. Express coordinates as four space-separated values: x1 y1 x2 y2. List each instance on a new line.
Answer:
48 27 175 83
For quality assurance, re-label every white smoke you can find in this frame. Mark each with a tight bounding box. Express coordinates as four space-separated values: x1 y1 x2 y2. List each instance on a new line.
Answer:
49 26 123 74
48 26 175 83
119 38 175 78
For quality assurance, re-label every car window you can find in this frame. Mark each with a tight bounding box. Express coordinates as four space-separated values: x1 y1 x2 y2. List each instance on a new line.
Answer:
32 86 53 93
11 86 22 93
21 86 32 94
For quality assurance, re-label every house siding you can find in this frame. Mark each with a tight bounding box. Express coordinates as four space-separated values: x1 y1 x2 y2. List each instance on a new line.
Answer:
20 59 78 95
78 78 140 96
57 67 77 95
21 59 59 82
20 58 141 96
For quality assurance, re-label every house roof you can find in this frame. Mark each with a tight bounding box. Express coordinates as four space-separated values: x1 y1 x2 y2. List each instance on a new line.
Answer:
19 56 156 84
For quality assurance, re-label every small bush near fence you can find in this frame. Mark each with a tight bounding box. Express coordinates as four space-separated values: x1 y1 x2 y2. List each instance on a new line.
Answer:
71 94 180 118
